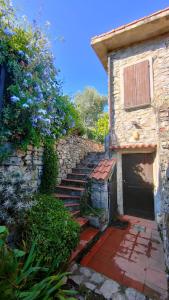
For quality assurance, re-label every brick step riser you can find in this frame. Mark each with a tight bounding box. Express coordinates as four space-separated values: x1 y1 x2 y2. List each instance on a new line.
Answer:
84 152 105 159
61 180 86 188
67 174 88 180
84 156 105 162
65 205 80 212
55 187 84 197
71 211 80 218
72 168 92 174
58 198 80 205
76 163 96 169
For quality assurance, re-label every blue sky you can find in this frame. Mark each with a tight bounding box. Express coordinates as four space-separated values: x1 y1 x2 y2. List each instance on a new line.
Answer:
13 0 169 98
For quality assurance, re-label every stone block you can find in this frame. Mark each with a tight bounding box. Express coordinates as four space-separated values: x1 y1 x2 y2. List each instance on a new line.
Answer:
84 282 96 291
90 272 104 284
79 267 92 277
100 279 120 299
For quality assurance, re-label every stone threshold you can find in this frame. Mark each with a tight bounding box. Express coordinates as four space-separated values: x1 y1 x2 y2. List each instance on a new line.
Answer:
69 263 151 300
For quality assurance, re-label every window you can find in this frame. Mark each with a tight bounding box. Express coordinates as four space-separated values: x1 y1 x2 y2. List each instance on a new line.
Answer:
123 60 151 109
0 65 6 112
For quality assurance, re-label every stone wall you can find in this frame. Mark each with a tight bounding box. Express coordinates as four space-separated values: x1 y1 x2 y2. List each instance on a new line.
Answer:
0 136 104 200
0 145 44 198
56 136 104 183
158 105 169 269
109 34 169 268
109 34 169 146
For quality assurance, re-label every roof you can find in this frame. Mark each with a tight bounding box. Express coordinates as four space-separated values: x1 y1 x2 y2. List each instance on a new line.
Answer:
90 158 116 181
91 7 169 70
110 143 157 150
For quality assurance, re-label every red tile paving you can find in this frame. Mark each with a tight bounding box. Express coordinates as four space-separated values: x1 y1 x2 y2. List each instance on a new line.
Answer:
81 215 168 300
70 226 99 262
90 158 116 180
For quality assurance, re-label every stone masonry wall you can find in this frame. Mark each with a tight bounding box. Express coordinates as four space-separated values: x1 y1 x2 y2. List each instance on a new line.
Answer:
109 34 169 146
0 136 104 200
109 34 169 268
158 105 169 269
0 145 44 198
56 136 104 183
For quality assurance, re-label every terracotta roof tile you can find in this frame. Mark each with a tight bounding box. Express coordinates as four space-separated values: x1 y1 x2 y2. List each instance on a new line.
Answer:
110 143 157 150
91 7 169 41
90 158 116 181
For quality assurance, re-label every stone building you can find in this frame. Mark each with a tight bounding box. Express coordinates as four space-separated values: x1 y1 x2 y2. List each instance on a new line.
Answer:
91 8 169 267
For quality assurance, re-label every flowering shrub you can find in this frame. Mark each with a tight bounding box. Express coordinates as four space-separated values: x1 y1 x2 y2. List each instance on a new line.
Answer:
0 0 80 149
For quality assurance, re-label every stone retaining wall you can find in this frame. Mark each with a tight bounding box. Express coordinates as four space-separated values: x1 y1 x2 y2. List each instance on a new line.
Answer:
0 136 103 201
56 135 104 183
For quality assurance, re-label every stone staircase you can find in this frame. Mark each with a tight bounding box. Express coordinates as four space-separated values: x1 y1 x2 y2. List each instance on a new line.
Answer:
54 151 105 261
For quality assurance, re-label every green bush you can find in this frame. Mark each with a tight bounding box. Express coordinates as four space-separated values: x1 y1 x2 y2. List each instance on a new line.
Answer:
40 140 58 194
0 226 77 300
27 194 80 269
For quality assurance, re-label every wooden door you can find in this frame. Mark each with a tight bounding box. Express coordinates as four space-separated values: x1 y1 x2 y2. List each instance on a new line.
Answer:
122 153 154 220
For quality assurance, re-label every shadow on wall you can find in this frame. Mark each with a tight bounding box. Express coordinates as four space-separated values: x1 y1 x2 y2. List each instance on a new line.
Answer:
122 152 155 220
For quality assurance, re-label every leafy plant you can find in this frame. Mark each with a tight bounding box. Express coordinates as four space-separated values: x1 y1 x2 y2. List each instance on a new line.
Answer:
93 113 109 143
26 194 80 270
0 0 80 152
40 139 58 194
0 225 77 300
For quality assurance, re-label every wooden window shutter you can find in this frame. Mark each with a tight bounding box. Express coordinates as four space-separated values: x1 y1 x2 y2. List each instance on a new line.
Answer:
123 60 151 109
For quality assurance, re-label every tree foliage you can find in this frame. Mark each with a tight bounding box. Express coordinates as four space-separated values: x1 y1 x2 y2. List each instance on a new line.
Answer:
93 112 109 143
0 0 80 150
74 87 107 128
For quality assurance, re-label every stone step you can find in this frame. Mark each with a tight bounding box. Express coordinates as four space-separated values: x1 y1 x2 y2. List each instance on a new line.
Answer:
64 202 80 211
67 173 88 180
71 210 80 218
55 185 85 196
76 217 89 230
61 178 87 187
72 168 92 174
70 227 100 263
53 193 80 205
53 193 81 200
76 162 98 169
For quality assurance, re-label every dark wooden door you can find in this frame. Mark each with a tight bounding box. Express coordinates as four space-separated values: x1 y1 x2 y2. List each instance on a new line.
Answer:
122 153 154 220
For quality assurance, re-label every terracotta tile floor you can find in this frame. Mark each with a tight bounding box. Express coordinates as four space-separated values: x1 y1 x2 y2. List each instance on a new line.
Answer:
81 215 168 300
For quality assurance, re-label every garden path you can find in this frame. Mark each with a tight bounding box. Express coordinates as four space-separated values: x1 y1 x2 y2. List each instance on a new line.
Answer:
79 215 168 299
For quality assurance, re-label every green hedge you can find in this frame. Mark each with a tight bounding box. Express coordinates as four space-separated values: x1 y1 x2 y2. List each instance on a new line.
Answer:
27 194 80 270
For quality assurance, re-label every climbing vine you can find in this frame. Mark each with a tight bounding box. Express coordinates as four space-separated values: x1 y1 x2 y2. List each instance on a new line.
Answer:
0 0 80 152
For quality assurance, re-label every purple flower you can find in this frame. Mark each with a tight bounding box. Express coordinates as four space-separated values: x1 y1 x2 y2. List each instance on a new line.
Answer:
27 98 33 105
43 118 51 124
18 50 25 56
22 103 29 108
34 85 41 93
31 116 38 127
26 72 32 79
70 121 75 128
38 109 46 115
11 96 20 103
23 79 28 88
4 27 15 36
